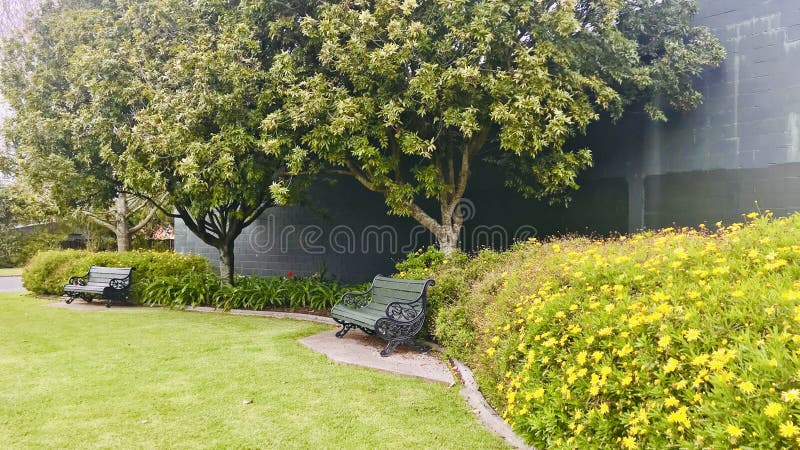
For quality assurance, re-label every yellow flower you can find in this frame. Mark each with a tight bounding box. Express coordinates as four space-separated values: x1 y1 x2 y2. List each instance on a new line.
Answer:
779 420 800 438
667 406 691 428
621 436 637 449
576 351 587 366
599 403 610 415
738 381 756 394
486 347 496 356
683 328 700 342
764 402 783 418
663 358 680 374
732 290 745 298
782 389 800 403
725 424 744 439
658 335 672 349
600 366 612 377
664 396 680 408
618 344 634 357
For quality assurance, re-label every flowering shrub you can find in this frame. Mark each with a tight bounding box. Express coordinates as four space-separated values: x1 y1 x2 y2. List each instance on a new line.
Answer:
425 212 800 448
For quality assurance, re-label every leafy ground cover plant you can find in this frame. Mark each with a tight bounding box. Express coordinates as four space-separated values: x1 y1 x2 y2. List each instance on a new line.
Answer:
410 212 800 448
140 273 364 311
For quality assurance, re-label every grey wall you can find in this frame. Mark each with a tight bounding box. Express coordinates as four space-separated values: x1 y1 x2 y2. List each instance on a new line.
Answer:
585 0 800 229
176 0 800 282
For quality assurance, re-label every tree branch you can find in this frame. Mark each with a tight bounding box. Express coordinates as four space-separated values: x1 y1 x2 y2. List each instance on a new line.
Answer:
82 211 117 233
129 206 159 235
404 201 441 236
344 160 385 193
121 189 179 218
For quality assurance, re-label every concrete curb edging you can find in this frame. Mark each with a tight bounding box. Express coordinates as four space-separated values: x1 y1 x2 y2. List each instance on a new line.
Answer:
450 359 534 450
177 305 534 449
182 306 337 325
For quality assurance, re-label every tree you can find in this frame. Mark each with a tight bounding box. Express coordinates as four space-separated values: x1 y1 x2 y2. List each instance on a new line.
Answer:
0 0 161 251
268 0 725 253
121 0 307 284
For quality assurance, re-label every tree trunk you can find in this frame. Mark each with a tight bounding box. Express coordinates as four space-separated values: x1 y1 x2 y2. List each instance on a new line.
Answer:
218 243 235 286
436 223 462 255
115 193 131 252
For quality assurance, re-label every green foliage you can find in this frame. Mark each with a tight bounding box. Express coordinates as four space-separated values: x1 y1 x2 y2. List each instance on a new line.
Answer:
0 0 148 215
139 271 221 308
0 185 63 267
117 0 311 282
269 0 725 248
395 246 448 278
423 213 800 448
140 273 365 311
6 230 66 267
22 250 215 302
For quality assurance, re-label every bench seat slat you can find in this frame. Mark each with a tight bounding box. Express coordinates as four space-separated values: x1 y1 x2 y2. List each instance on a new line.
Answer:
331 305 380 329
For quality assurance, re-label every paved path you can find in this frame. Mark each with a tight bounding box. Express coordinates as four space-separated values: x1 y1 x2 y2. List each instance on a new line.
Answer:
300 329 455 385
0 276 24 292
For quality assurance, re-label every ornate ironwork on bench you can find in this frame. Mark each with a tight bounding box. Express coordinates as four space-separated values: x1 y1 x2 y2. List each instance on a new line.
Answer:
330 275 435 357
63 266 133 308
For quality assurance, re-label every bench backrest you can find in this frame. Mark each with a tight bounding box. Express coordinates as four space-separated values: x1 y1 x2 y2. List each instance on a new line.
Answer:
87 266 133 287
369 276 433 310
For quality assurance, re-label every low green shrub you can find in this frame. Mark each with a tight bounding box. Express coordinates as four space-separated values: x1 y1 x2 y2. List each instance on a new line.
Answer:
420 213 800 448
140 273 364 311
23 250 215 302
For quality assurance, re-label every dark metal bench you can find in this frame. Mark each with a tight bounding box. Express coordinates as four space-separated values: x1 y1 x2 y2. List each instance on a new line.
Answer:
331 275 435 357
63 266 133 308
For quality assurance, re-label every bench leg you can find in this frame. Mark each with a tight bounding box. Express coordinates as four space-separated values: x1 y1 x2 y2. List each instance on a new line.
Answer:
335 324 353 338
404 340 431 354
65 296 74 304
380 340 400 357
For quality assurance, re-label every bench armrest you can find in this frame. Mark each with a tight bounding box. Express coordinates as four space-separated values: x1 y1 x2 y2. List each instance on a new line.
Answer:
385 298 425 323
339 289 372 309
109 275 132 290
384 279 433 323
68 272 89 285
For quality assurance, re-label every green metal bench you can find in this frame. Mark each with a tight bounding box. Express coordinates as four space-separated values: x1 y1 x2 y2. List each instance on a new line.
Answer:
63 266 133 308
331 275 435 357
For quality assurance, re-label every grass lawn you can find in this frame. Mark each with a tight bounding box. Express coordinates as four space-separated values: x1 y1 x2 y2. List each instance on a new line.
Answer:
0 293 505 449
0 268 22 277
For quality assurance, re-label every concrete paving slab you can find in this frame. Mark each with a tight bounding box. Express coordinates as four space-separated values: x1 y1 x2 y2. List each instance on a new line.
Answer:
300 329 455 385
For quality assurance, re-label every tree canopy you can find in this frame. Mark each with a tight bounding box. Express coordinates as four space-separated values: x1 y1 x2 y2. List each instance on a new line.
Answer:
0 0 161 250
268 0 725 252
120 0 309 283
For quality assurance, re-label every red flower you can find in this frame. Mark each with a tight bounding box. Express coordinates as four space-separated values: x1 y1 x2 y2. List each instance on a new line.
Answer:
287 271 293 279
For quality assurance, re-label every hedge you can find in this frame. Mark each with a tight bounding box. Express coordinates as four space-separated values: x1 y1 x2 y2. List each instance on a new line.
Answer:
23 250 215 302
23 249 364 310
400 213 800 448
